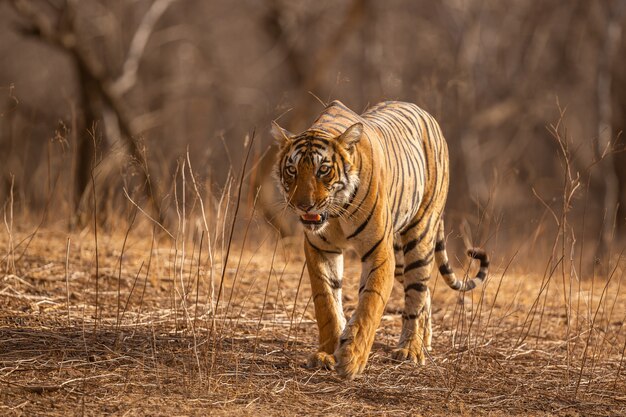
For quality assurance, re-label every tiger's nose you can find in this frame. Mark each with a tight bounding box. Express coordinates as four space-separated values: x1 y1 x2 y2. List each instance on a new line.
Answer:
296 202 315 212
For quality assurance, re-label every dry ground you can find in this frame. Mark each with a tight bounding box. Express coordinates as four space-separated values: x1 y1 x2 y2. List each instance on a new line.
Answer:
1 225 626 416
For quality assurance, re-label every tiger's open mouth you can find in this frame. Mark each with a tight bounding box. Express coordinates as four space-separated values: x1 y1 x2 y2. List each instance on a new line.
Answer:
300 212 328 225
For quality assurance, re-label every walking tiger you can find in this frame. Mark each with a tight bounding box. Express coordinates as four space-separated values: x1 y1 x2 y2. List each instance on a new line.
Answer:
271 100 489 379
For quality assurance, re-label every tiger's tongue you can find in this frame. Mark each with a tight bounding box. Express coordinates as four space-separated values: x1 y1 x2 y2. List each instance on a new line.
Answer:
301 213 322 222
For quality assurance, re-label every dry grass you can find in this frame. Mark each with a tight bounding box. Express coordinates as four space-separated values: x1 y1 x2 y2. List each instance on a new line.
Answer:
1 121 625 415
1 120 625 416
1 219 625 416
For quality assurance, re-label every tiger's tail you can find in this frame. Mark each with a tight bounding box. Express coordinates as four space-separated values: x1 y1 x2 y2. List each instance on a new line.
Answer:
434 220 489 292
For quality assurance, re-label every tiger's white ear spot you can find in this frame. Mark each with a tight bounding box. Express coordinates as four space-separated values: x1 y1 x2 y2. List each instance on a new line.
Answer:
337 123 363 150
271 121 292 144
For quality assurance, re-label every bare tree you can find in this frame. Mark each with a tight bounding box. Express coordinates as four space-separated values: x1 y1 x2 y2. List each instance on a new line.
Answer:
8 0 171 221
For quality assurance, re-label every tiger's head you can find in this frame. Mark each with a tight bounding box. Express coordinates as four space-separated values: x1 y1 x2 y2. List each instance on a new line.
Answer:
271 122 363 232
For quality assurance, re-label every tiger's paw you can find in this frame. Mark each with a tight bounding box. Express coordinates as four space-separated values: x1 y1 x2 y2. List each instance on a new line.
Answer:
306 351 336 370
391 345 426 365
334 333 370 380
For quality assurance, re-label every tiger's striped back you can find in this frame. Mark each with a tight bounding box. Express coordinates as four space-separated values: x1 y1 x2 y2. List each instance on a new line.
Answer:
306 101 487 290
363 102 445 234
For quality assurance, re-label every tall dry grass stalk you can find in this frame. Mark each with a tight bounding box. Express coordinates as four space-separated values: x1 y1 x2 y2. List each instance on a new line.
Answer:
2 174 15 274
89 127 101 332
65 237 71 325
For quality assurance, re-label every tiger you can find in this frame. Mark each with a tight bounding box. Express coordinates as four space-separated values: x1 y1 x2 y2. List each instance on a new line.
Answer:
271 100 489 379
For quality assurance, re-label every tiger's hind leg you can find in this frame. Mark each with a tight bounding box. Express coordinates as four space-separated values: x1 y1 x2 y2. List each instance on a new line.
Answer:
394 237 433 349
392 220 437 364
393 235 432 355
393 238 405 285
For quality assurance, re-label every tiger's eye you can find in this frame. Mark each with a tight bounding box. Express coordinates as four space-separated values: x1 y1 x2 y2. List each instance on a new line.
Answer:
317 165 331 177
285 166 297 176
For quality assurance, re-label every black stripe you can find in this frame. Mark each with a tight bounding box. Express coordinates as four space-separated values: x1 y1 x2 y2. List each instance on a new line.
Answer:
361 235 384 262
448 281 461 290
468 249 490 268
292 142 311 152
341 150 361 212
389 109 425 164
347 193 378 239
404 255 433 274
401 215 425 237
305 235 342 255
361 211 391 262
307 143 328 150
401 218 419 236
296 134 332 145
328 277 341 289
404 282 428 292
332 153 343 184
403 238 419 254
325 112 354 124
401 218 432 246
400 155 420 226
388 108 426 155
347 145 373 218
362 288 385 303
378 120 403 225
435 240 445 252
388 109 418 137
409 188 421 223
318 233 331 244
327 121 350 131
366 258 388 281
412 109 433 179
476 270 487 280
392 175 405 229
439 263 453 275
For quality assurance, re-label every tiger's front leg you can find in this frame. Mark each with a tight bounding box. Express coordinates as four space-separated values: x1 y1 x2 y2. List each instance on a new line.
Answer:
304 237 346 370
334 239 394 379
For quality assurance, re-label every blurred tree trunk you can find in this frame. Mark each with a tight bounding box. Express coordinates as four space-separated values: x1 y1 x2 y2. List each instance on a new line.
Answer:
73 65 99 213
612 19 626 239
0 90 17 201
9 0 164 223
598 0 626 251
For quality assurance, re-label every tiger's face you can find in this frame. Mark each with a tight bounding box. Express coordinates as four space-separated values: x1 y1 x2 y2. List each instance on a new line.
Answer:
272 122 363 232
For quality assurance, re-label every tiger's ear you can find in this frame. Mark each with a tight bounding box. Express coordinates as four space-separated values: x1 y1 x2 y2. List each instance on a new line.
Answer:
270 121 292 145
337 123 363 151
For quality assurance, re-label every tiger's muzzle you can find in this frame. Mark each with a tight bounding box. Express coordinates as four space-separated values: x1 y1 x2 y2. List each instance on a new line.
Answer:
300 212 328 224
298 212 328 231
